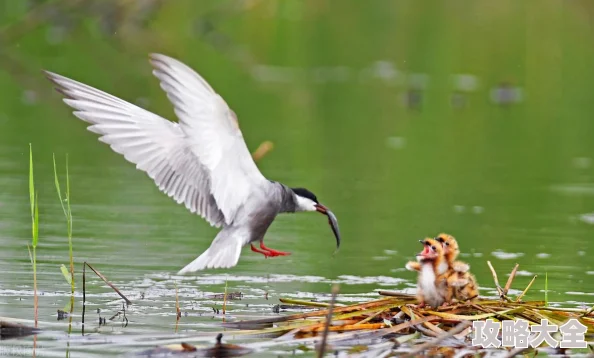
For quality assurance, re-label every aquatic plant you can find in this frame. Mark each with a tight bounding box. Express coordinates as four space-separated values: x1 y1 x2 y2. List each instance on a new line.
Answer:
27 143 39 328
52 154 74 312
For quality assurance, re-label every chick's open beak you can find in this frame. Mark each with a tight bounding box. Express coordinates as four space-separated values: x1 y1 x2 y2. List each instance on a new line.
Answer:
416 240 434 258
315 204 341 251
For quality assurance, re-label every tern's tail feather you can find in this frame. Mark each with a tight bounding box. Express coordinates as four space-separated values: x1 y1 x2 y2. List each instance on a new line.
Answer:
177 232 243 274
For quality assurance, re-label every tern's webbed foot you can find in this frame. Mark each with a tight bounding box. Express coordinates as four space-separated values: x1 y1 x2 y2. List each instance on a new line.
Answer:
250 243 291 258
260 242 291 257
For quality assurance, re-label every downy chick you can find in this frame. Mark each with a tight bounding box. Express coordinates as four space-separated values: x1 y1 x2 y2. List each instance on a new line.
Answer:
413 238 448 308
405 237 448 276
434 233 469 273
435 233 479 302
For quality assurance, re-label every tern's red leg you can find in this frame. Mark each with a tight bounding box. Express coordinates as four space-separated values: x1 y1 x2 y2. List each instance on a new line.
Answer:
260 242 291 256
251 244 271 257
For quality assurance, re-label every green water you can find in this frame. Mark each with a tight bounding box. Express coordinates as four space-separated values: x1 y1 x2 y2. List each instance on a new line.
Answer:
1 0 594 356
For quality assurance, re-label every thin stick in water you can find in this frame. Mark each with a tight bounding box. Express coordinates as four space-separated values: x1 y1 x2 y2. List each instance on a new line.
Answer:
84 262 132 306
82 262 86 336
317 284 339 358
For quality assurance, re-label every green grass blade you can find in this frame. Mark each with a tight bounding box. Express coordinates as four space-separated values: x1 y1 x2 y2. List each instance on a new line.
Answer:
66 154 70 203
33 192 39 247
53 153 67 217
53 154 75 291
28 144 35 241
66 153 72 238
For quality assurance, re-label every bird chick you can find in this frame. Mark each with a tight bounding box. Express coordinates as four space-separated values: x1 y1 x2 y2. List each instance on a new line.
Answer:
413 238 448 308
435 233 479 302
405 235 450 275
434 233 470 273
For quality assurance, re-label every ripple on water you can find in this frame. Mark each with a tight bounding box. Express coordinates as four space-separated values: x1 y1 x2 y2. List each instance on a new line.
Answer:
152 273 409 287
491 250 524 260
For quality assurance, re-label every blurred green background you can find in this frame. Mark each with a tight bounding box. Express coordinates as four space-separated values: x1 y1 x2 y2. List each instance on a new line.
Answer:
1 0 594 322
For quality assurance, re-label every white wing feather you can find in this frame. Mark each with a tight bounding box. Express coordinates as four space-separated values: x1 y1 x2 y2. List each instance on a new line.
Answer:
149 54 267 224
44 71 226 227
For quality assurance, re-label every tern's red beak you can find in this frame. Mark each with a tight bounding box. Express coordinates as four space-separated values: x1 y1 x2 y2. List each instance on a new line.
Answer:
315 204 327 214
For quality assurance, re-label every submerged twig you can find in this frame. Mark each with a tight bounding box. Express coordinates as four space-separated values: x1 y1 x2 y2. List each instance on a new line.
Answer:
317 284 339 358
108 303 128 327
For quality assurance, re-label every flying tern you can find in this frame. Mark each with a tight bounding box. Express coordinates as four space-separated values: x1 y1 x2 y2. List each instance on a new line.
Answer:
44 53 341 273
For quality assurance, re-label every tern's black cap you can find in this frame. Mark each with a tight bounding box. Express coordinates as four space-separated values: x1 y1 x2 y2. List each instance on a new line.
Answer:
291 187 318 203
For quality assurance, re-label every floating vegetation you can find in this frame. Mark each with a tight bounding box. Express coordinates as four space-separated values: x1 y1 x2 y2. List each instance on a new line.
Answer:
221 264 594 356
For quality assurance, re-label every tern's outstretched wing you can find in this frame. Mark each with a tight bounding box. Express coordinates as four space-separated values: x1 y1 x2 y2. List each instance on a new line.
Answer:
45 71 226 227
149 54 267 224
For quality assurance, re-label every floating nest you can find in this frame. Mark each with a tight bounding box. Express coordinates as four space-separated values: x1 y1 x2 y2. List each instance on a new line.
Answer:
223 263 594 356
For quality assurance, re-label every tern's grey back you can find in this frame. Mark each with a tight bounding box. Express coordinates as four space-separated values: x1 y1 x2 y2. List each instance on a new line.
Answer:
236 181 296 243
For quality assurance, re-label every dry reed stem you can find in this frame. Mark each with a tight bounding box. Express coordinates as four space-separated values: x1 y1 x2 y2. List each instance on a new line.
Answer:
487 261 504 297
317 284 339 358
402 320 473 358
503 263 520 295
84 262 131 305
516 275 538 302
